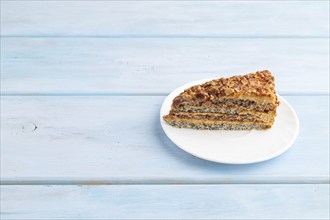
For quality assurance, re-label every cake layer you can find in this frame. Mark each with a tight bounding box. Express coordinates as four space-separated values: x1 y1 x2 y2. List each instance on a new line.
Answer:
172 105 277 116
168 111 275 123
163 117 271 130
173 97 278 113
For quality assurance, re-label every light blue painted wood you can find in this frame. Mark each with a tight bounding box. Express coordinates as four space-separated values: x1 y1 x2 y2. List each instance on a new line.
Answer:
1 1 329 218
1 38 329 94
1 1 329 37
1 96 329 183
1 184 329 219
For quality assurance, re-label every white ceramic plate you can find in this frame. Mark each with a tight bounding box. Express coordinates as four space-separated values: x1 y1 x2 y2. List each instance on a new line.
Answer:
160 79 299 164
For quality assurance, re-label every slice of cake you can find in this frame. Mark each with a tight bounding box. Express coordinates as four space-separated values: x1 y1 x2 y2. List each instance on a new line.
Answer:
163 70 279 130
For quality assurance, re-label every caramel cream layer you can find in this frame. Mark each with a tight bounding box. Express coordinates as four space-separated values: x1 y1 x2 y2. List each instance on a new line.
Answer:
163 116 273 127
170 111 274 123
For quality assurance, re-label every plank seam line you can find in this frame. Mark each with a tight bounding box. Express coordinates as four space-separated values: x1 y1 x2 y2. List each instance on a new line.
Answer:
1 35 329 39
2 0 330 1
1 183 329 185
1 180 329 185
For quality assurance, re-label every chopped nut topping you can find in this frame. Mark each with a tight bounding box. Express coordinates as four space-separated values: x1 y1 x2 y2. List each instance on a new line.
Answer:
196 91 209 102
225 88 234 95
172 70 277 107
173 96 184 108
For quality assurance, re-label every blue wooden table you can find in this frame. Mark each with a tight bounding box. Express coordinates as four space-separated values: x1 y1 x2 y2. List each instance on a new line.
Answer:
1 1 329 219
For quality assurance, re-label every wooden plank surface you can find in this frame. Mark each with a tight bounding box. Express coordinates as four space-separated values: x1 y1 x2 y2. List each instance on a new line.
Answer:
1 38 329 94
1 1 329 219
1 184 329 219
1 1 328 37
1 95 329 183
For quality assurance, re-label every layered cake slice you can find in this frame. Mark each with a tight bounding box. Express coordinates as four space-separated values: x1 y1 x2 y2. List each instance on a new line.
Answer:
163 70 279 130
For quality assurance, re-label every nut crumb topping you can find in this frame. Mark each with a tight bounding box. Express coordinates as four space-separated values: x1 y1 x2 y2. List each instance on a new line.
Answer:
173 70 277 107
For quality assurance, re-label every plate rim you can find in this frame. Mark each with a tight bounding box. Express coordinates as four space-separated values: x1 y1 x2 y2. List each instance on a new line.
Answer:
160 78 300 164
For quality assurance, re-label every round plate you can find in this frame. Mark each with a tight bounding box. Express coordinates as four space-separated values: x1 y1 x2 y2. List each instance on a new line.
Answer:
160 79 299 164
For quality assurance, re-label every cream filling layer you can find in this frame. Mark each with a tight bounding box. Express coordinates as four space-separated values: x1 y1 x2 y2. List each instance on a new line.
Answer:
164 116 273 126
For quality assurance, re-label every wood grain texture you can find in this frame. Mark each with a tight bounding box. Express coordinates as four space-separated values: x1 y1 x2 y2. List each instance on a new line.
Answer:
1 96 329 183
1 1 329 37
1 38 329 94
1 184 329 219
1 2 329 219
